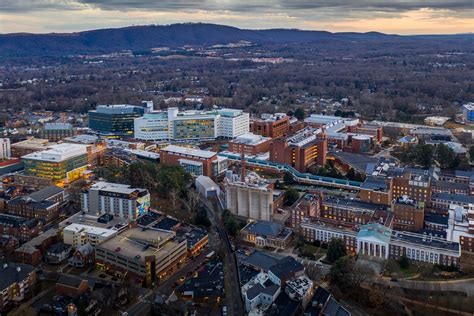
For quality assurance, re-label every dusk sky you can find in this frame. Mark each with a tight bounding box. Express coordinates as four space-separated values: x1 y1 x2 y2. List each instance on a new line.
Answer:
1 0 473 35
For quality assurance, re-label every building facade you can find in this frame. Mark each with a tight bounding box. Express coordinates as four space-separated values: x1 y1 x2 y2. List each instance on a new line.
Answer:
22 143 89 185
160 145 227 178
250 113 290 138
134 107 249 141
89 104 145 137
81 182 150 220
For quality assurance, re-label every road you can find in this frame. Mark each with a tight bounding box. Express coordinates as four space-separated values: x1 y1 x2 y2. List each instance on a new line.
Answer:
201 197 244 316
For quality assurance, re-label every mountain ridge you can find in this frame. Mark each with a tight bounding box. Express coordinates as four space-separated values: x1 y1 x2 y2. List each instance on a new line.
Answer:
1 23 473 57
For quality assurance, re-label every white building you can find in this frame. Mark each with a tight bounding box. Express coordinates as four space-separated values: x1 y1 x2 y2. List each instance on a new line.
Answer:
63 223 118 248
81 181 150 220
225 172 274 221
134 112 169 141
0 138 11 159
133 107 249 141
217 109 249 138
241 272 281 314
195 175 220 198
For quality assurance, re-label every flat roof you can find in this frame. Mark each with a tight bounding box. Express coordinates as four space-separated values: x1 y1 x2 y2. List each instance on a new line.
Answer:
22 143 88 162
89 181 147 195
97 227 181 263
162 145 216 159
64 223 117 238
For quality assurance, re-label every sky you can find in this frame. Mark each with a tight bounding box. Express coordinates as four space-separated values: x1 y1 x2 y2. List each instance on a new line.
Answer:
0 1 473 35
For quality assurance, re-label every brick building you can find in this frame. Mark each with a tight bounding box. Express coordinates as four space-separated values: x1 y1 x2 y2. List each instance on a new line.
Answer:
392 196 425 232
228 132 272 156
160 145 227 178
250 113 290 138
270 128 327 172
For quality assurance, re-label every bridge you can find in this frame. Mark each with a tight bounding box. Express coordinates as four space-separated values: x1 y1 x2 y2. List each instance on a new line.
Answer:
218 153 362 190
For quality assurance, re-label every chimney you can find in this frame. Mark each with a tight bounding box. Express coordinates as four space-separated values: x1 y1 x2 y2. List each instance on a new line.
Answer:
241 150 246 182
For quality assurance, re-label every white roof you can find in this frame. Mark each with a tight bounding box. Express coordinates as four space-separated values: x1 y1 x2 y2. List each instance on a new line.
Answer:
90 181 145 194
22 143 88 162
196 175 219 190
162 145 216 159
64 223 117 237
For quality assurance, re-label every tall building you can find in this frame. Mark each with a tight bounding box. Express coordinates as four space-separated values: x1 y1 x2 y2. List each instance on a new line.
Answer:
81 181 150 220
133 112 169 141
392 196 424 232
217 108 250 138
250 113 290 138
133 107 249 141
41 123 77 141
88 104 145 137
160 145 227 177
0 138 11 159
22 143 89 185
225 171 275 221
270 127 327 172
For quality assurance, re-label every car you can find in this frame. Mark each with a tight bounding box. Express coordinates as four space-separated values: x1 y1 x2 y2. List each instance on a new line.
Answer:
179 276 185 282
99 274 107 278
186 271 193 277
390 277 398 282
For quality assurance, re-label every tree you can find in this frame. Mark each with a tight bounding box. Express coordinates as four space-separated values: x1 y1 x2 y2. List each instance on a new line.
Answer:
469 146 474 163
284 188 299 206
187 188 201 213
329 256 354 290
435 143 457 169
294 108 306 120
326 238 347 263
283 172 295 185
194 208 211 228
330 256 373 291
415 144 434 168
399 253 409 269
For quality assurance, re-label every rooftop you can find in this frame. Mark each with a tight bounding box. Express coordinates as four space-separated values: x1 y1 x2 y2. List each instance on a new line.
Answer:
269 256 304 280
28 185 63 202
88 181 148 196
391 230 460 252
22 143 88 162
63 223 117 239
357 223 392 244
161 144 216 159
231 132 271 146
0 263 35 290
97 227 182 263
241 220 284 238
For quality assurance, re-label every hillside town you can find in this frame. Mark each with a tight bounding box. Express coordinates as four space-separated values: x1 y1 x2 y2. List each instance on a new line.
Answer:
0 98 473 315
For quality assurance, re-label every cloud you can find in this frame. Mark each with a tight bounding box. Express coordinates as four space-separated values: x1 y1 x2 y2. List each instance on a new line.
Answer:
3 0 474 13
0 0 473 34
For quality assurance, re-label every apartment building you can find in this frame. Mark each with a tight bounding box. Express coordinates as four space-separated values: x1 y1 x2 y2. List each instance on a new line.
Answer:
81 181 150 220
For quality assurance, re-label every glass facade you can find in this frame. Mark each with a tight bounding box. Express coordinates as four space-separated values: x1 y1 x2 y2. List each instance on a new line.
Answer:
24 153 88 183
89 108 144 137
172 119 215 140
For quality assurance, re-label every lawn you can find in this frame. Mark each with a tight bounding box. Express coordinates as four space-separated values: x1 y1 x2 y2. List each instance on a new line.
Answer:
383 260 428 279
